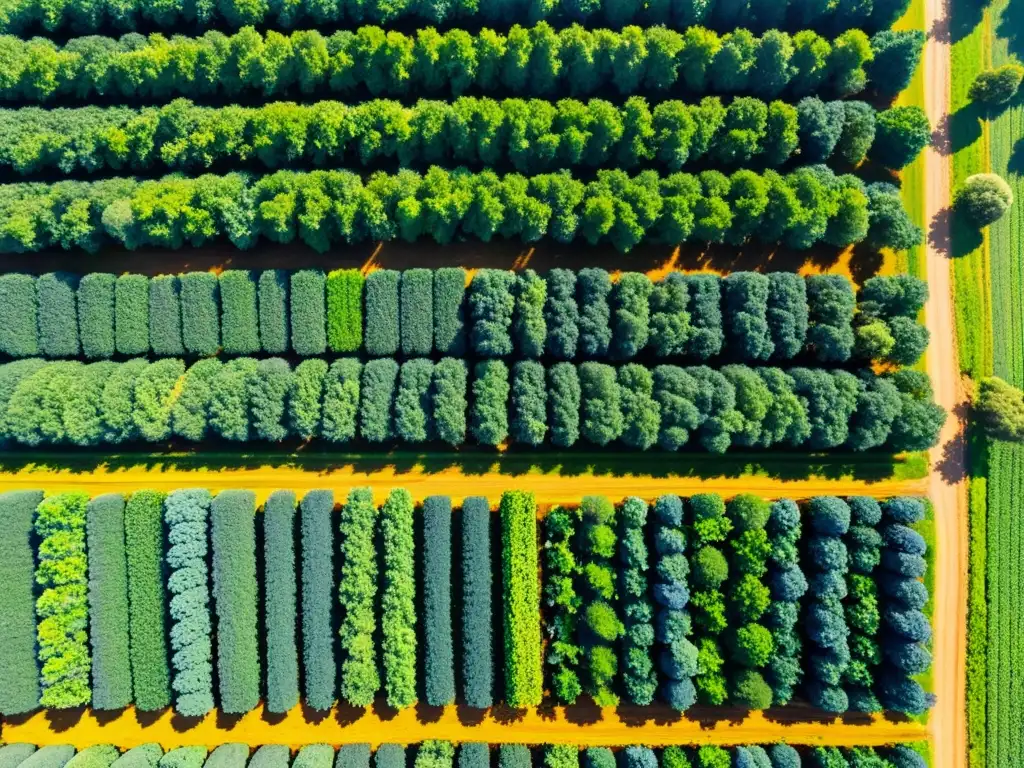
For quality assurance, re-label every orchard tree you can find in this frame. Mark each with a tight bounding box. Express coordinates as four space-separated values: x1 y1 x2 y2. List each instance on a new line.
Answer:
870 106 931 170
956 173 1014 226
969 63 1024 105
975 376 1024 441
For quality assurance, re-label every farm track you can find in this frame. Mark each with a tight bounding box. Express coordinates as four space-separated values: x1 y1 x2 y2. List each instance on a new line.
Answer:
0 704 927 750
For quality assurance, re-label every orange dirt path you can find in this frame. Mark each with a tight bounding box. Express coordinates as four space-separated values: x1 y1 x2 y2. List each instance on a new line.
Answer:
0 705 926 749
0 453 925 506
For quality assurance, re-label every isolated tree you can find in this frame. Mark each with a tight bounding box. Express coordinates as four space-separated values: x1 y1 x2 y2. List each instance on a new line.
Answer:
969 63 1024 105
956 173 1014 227
975 376 1024 441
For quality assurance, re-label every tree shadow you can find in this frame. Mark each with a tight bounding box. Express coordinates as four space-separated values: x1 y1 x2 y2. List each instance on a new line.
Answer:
1008 136 1024 176
335 703 367 726
563 698 603 726
935 400 970 485
215 710 245 729
300 702 333 724
170 711 206 732
370 698 400 723
93 707 127 725
945 206 984 258
948 103 984 156
43 707 86 731
949 0 983 44
996 0 1024 59
455 704 488 726
414 701 445 724
488 703 528 724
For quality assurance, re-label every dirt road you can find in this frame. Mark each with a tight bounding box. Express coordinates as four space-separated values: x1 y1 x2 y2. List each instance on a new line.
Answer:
922 0 970 765
0 704 926 750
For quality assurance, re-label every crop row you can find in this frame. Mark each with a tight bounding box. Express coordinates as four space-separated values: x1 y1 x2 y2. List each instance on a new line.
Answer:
0 97 929 177
0 489 930 721
0 0 911 36
0 166 919 255
0 25 921 104
0 270 929 369
0 357 945 452
0 743 929 768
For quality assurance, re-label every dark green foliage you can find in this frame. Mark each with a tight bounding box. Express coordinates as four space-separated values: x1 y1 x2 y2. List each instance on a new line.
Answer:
86 494 132 710
252 358 292 442
513 270 547 358
337 746 371 768
290 270 326 356
209 357 257 441
723 272 773 361
338 488 379 707
472 360 509 446
360 359 398 443
766 273 808 360
37 272 80 358
290 359 326 440
219 271 260 355
210 490 259 714
807 275 856 362
797 98 845 162
395 359 435 443
433 358 468 447
582 749 613 768
498 747 529 768
543 506 581 705
423 496 455 706
580 362 623 446
619 497 657 705
165 489 213 717
461 497 494 709
321 359 360 444
124 490 170 711
327 269 363 354
837 101 877 165
545 270 579 360
300 490 336 711
263 491 299 714
0 490 42 715
684 275 724 359
548 362 581 448
258 270 289 354
78 274 115 360
458 746 487 768
366 271 401 357
502 491 542 708
401 270 434 356
0 274 37 357
870 107 931 170
578 269 612 358
612 274 652 359
969 63 1024 105
470 270 516 357
511 361 547 446
179 273 219 357
172 359 221 442
148 276 184 357
956 173 1014 228
381 488 417 709
618 364 660 450
434 268 467 356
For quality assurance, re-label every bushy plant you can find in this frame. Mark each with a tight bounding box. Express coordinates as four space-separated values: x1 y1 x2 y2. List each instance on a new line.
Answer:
423 496 455 706
401 269 434 356
300 489 336 711
472 360 509 446
470 270 516 357
290 270 327 356
381 488 417 709
0 490 42 715
258 270 289 354
37 272 80 358
219 270 260 355
115 274 150 356
78 274 116 359
461 497 494 708
395 359 435 443
501 490 542 708
322 359 361 444
148 276 184 356
360 359 399 443
179 272 218 356
956 173 1014 227
327 269 363 354
0 273 38 357
434 268 467 356
262 491 299 714
365 270 400 356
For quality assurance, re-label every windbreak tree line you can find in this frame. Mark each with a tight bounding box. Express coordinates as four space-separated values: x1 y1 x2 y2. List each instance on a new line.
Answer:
0 97 927 176
0 356 945 452
0 25 921 105
0 271 929 371
0 166 919 255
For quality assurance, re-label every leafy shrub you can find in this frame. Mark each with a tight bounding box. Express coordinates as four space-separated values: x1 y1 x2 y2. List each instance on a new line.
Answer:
209 357 257 441
472 360 509 446
0 273 38 357
434 268 467 356
956 173 1013 228
723 273 773 361
165 489 213 717
375 747 405 768
511 361 547 446
124 490 170 711
582 749 613 768
37 272 80 358
619 364 660 450
171 359 220 442
684 275 724 359
580 362 622 446
86 494 132 710
300 490 336 711
498 747 530 768
969 62 1024 105
0 746 37 768
365 270 400 357
148 276 184 356
159 750 207 768
290 359 327 440
611 273 652 359
179 273 219 357
470 270 516 357
513 270 547 358
0 489 42 715
543 506 581 704
327 269 363 354
321 359 360 444
258 270 289 354
337 746 371 768
262 491 299 714
115 274 150 356
544 269 579 360
202 745 247 768
424 496 455 706
338 488 379 707
219 271 260 355
19 747 76 768
246 746 285 768
65 746 119 768
415 743 453 768
401 269 434 356
501 490 542 708
78 274 116 359
111 745 162 768
293 747 333 768
433 358 467 446
548 362 581 448
381 488 417 709
458 745 487 768
395 359 435 443
210 490 259 714
252 358 292 442
461 497 493 709
578 269 612 358
619 497 657 705
290 270 326 356
360 359 399 443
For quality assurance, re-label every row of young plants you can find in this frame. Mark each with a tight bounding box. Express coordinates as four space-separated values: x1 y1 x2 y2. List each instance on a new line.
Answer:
0 742 930 768
0 488 930 719
0 270 929 369
0 25 921 104
0 166 919 255
0 357 945 452
541 494 932 717
0 0 912 36
0 96 929 177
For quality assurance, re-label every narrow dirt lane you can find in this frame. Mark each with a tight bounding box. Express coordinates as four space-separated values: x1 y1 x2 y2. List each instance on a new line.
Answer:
922 0 969 765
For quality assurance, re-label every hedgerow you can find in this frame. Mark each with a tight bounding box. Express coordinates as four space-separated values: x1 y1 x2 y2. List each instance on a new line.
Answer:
0 167 919 255
219 271 260 356
179 273 219 357
37 273 79 358
327 270 363 354
580 362 622 446
263 490 299 714
433 358 467 447
300 489 336 711
472 360 509 446
576 496 622 706
86 494 132 710
511 361 547 446
124 490 170 711
148 276 184 357
617 497 657 705
470 270 516 358
252 358 291 442
258 270 288 355
381 488 417 709
0 26 919 103
396 359 435 444
77 274 115 360
338 488 379 707
543 505 581 704
434 268 467 357
247 748 285 768
544 270 578 360
321 359 360 444
366 270 400 357
164 489 214 717
498 746 530 768
764 499 806 706
65 746 118 768
210 490 259 714
501 490 542 708
114 274 149 356
402 270 434 357
513 271 546 359
0 273 37 357
458 745 488 768
34 492 91 709
375 747 405 768
689 493 731 706
422 496 455 706
112 744 162 768
171 359 221 442
337 745 371 768
293 747 333 768
461 497 493 709
290 271 326 357
0 489 42 715
208 358 257 442
360 359 398 443
578 269 612 359
290 359 326 440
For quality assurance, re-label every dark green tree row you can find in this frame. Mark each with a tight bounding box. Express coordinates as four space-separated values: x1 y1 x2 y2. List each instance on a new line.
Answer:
618 496 657 706
0 25 921 104
764 499 806 706
0 0 911 37
0 356 945 452
841 498 884 713
0 97 928 176
688 494 731 706
542 505 584 704
0 743 929 768
0 165 920 255
0 270 929 371
0 490 42 716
